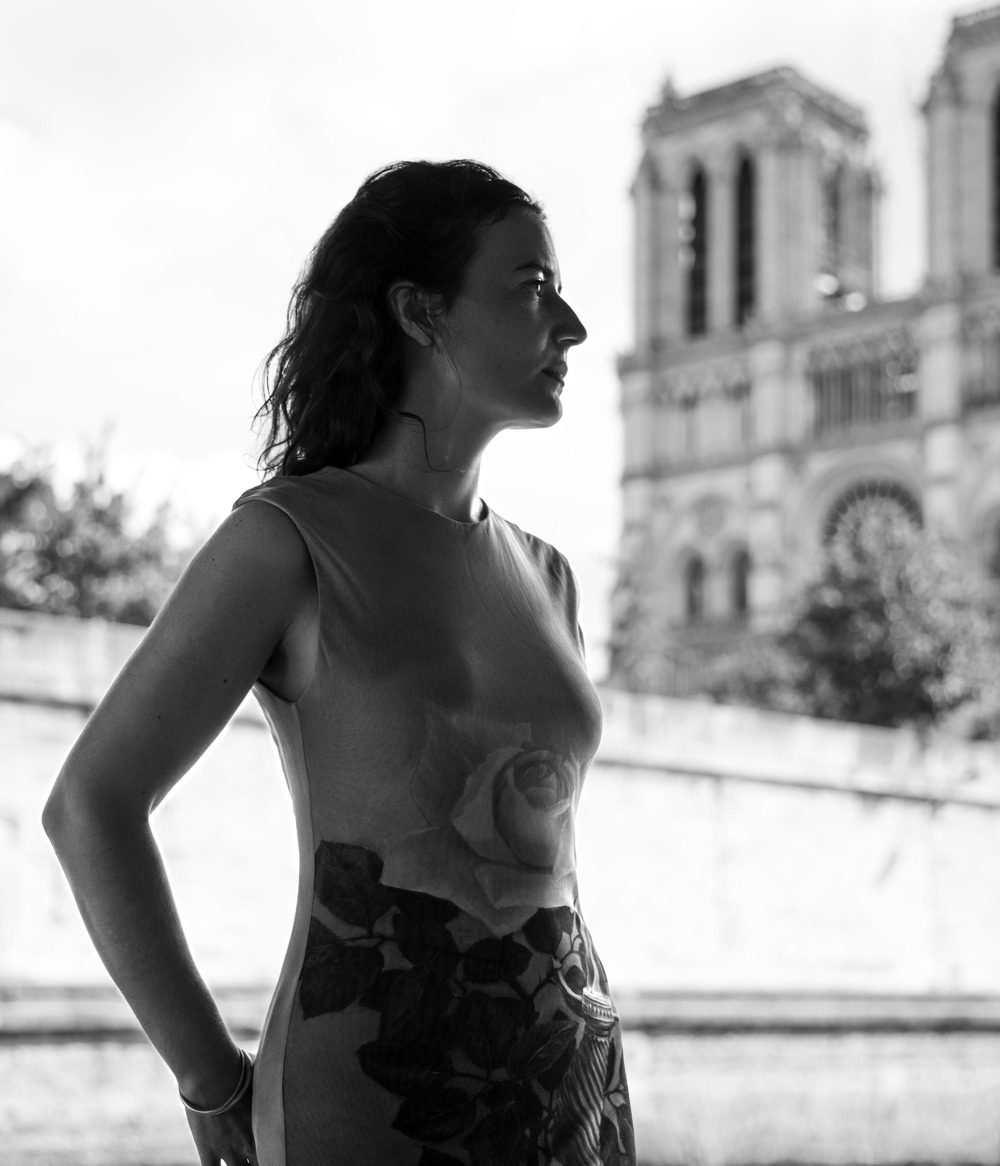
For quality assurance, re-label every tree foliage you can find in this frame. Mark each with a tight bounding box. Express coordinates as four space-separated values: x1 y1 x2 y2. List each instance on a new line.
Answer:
0 448 189 626
706 510 1000 736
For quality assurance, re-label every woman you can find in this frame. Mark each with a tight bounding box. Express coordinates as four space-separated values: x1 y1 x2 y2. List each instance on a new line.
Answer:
43 159 635 1166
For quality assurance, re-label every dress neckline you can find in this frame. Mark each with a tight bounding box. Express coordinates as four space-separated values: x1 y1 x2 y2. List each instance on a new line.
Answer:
318 465 491 531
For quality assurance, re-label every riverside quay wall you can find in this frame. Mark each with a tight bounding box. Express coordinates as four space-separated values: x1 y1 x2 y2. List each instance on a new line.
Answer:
4 607 1000 1164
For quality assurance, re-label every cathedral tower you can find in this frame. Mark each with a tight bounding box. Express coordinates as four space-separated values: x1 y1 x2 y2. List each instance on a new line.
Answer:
613 19 1000 696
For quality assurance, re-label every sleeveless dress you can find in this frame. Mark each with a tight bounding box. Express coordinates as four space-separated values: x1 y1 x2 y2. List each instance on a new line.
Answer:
232 466 635 1166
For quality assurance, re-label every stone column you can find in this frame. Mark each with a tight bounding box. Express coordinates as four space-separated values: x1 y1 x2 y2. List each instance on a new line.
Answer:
747 340 790 626
756 143 783 324
916 301 964 538
959 95 991 279
621 370 657 481
924 69 962 288
656 161 683 345
631 154 658 355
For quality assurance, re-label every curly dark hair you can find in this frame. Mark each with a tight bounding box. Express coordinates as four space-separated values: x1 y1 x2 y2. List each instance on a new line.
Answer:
254 159 543 478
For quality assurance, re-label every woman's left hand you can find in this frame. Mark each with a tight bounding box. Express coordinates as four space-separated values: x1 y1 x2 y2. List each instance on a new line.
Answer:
184 1083 258 1166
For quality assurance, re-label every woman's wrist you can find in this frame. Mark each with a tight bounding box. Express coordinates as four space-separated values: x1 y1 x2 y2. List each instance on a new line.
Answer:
177 1045 248 1113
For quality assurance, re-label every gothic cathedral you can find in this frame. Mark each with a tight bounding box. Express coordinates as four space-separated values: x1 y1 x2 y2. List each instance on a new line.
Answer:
610 4 1000 694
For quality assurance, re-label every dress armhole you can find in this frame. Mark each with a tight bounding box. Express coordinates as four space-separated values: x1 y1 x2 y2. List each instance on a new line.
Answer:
231 492 322 704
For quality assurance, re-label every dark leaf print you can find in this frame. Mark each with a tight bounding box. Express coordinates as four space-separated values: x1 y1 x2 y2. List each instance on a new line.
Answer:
604 1036 621 1091
562 962 586 994
392 1086 476 1142
601 1106 637 1166
462 1104 526 1166
357 1040 452 1094
417 1151 465 1166
359 967 405 1012
481 1080 545 1123
537 1040 576 1093
390 885 461 922
298 925 383 1019
462 936 533 984
506 1017 579 1078
454 992 521 1072
392 912 459 965
303 839 635 1163
314 841 394 930
380 964 454 1045
522 905 573 955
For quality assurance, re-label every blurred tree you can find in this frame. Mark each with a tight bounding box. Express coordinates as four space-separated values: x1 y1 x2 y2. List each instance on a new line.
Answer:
0 447 189 626
707 508 1000 736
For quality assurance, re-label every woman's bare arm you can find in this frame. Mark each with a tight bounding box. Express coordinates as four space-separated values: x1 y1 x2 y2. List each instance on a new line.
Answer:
41 499 315 1106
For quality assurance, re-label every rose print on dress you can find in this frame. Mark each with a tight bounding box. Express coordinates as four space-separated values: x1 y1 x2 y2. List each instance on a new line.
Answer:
382 706 584 935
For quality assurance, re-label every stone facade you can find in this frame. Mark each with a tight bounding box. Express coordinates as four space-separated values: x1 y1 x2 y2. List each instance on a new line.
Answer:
613 6 1000 693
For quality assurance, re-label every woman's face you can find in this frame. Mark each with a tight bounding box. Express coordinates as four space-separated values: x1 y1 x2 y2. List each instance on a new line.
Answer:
435 210 587 432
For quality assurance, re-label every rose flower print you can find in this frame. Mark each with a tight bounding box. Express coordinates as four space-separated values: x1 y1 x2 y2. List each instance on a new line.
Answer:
381 706 583 936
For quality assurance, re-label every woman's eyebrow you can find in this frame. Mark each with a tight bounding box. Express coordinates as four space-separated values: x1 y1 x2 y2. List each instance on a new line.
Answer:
513 260 561 291
514 260 554 277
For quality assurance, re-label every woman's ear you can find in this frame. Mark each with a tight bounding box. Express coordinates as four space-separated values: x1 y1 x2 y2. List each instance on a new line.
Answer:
387 281 438 348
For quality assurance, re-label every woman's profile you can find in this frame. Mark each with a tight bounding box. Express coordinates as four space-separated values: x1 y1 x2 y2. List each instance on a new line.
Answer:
42 159 636 1166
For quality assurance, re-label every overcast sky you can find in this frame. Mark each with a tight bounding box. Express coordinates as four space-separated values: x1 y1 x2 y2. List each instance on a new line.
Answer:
0 0 976 667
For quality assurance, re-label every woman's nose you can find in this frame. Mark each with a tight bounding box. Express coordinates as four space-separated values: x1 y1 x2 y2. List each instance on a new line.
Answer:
558 298 587 347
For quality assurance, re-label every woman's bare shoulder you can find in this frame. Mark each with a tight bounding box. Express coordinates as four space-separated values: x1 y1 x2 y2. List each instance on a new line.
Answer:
44 500 318 819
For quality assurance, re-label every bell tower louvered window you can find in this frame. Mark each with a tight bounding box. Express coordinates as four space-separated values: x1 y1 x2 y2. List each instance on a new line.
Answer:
684 168 709 336
735 156 756 327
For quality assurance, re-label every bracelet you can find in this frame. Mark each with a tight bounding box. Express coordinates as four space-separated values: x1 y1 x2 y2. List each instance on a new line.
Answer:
179 1047 253 1116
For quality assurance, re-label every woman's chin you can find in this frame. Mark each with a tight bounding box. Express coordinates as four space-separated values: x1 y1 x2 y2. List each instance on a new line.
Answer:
513 397 563 430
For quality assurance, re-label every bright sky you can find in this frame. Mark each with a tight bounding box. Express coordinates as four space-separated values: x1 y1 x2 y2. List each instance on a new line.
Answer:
0 0 977 669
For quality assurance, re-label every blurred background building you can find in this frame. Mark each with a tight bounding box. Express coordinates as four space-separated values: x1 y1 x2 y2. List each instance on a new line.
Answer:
613 5 1000 697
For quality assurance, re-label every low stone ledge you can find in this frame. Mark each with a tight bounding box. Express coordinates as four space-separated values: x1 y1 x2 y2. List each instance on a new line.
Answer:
6 985 1000 1040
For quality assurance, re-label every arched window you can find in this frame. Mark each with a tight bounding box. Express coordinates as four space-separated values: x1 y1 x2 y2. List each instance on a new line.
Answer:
993 88 1000 269
822 164 843 278
735 156 755 327
683 168 708 336
684 555 706 622
730 548 751 620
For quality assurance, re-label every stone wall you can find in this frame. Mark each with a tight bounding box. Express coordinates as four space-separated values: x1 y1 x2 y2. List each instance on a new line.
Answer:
5 607 1000 996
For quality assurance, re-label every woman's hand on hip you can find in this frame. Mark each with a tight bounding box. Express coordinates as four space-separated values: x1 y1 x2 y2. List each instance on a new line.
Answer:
185 1085 258 1166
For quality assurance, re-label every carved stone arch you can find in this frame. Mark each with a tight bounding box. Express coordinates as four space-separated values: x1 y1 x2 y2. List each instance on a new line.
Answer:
821 480 922 559
678 155 708 190
676 546 707 624
718 538 752 620
792 457 924 581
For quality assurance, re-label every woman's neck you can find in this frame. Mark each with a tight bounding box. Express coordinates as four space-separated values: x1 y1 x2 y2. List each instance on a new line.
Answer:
349 416 488 524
